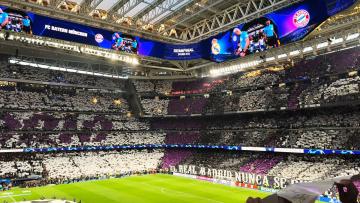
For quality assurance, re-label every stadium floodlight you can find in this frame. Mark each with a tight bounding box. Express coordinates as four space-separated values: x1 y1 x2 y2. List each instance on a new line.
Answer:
317 42 328 49
277 54 287 59
8 58 129 79
111 54 117 60
7 35 14 40
265 57 275 62
77 70 93 75
66 68 78 73
209 69 219 76
29 63 38 68
346 33 360 41
289 50 300 56
19 61 30 66
57 67 66 71
94 73 104 76
210 60 262 76
114 75 129 79
9 59 18 64
132 58 139 65
38 64 50 69
102 74 113 78
303 46 313 52
330 38 343 45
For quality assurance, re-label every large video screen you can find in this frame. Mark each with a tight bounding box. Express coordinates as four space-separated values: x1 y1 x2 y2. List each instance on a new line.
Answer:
0 0 356 62
207 0 356 62
0 6 203 60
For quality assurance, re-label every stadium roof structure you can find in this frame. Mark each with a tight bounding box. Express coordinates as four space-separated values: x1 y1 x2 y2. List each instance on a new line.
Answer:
1 0 360 78
6 0 303 43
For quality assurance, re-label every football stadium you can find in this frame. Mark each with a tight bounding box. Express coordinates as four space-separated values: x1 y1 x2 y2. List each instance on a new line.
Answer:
0 0 360 202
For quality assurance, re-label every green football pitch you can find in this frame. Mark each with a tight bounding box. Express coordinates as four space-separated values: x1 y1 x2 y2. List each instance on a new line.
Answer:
0 174 271 203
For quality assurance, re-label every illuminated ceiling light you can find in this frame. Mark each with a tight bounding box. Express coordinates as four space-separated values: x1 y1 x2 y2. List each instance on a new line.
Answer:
210 60 261 76
94 73 104 76
66 68 77 73
346 33 360 41
38 64 50 69
277 54 287 59
195 3 203 7
303 46 313 52
132 58 139 65
330 38 343 44
289 50 300 56
58 67 67 71
317 42 328 48
103 74 113 78
265 57 275 62
19 61 30 66
9 59 18 64
9 58 129 79
77 70 92 75
29 63 38 68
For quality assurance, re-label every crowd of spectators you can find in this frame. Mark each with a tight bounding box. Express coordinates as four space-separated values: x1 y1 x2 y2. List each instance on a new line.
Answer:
139 74 360 116
2 149 359 192
225 71 282 90
0 111 166 149
135 46 360 116
43 150 163 179
133 80 172 94
152 106 360 150
2 99 358 151
140 98 169 115
0 112 149 131
300 76 360 106
0 131 165 149
0 46 359 196
0 150 163 180
0 87 128 113
0 159 42 179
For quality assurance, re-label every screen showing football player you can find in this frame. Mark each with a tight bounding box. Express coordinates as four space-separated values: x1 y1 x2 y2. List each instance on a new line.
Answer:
130 39 138 53
263 20 278 48
22 16 32 34
233 28 250 57
0 8 9 31
111 32 124 50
